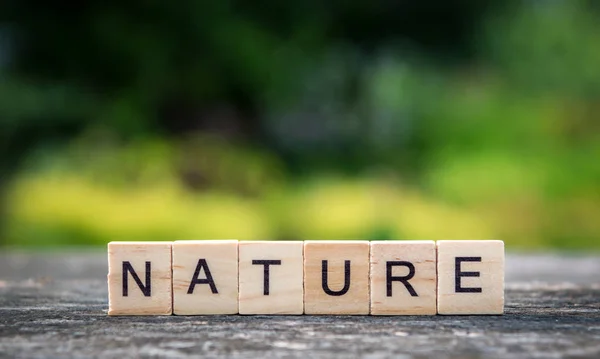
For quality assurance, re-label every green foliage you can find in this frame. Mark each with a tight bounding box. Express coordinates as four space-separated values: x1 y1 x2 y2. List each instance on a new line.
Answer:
1 1 600 249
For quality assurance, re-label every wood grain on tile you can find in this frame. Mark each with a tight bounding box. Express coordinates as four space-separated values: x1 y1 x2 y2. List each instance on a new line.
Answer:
172 240 238 315
107 241 172 315
238 241 304 314
304 241 369 315
370 240 437 315
437 240 505 315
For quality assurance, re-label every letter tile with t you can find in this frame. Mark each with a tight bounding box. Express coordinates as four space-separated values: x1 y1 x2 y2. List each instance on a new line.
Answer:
437 240 505 315
238 241 304 314
370 240 437 315
172 240 239 315
107 241 173 315
304 241 370 315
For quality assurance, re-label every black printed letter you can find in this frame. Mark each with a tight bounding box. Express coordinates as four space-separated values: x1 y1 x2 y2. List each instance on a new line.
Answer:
187 259 218 294
455 257 482 293
321 260 351 296
122 261 151 297
386 261 418 297
252 260 281 295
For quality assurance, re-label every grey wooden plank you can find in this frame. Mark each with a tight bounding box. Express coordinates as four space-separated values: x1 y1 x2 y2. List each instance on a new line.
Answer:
0 251 599 359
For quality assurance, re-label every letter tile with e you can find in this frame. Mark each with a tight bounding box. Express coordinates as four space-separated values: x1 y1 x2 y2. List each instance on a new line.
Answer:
238 241 304 314
304 241 370 315
107 241 173 315
172 240 239 315
437 240 505 315
370 240 437 315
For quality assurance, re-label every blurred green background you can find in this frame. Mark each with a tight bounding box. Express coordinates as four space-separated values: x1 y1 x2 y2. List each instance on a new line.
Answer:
1 0 599 249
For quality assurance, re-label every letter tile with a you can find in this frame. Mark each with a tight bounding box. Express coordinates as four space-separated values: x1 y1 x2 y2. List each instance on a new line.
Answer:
172 240 239 315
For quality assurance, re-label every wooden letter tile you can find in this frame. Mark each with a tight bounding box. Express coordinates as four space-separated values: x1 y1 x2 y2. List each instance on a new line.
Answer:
437 240 505 315
107 241 172 315
304 241 369 315
172 240 238 315
370 240 437 315
238 241 304 314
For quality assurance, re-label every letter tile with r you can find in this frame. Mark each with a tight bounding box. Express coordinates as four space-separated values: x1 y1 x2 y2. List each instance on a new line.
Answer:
370 240 437 315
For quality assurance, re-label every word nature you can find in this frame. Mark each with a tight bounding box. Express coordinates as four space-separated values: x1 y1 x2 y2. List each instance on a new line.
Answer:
107 240 504 316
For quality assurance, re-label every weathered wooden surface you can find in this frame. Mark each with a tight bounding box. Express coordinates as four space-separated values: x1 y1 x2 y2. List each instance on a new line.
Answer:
0 251 599 358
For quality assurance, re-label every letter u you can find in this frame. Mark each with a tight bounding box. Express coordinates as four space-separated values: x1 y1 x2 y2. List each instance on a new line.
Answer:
321 260 351 296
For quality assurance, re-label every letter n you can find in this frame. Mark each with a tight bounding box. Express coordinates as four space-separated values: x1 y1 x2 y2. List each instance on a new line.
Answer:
122 261 151 297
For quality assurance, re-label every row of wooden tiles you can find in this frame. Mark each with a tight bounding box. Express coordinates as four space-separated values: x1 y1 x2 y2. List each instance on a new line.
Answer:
108 240 504 316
